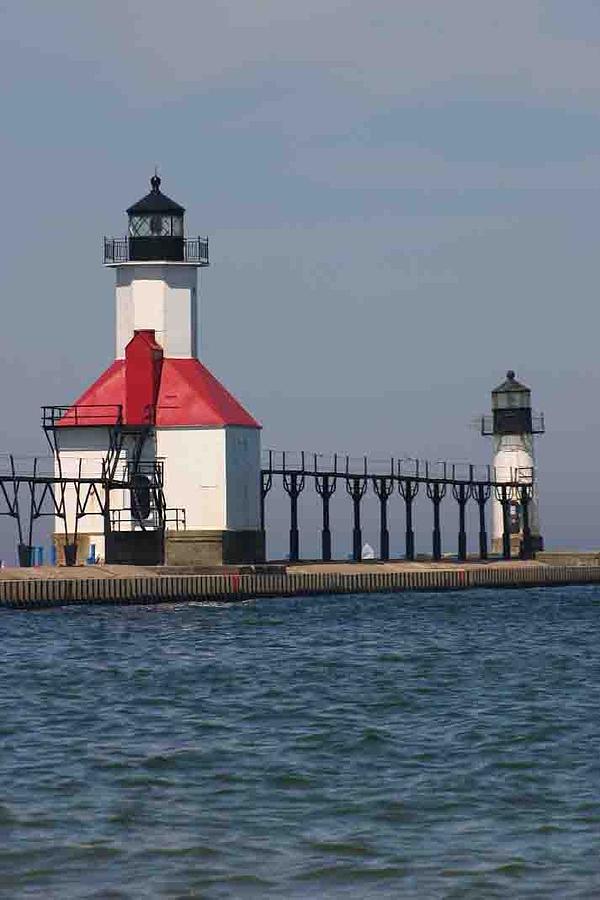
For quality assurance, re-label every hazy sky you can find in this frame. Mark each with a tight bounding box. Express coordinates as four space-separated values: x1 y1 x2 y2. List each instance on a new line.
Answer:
2 0 600 552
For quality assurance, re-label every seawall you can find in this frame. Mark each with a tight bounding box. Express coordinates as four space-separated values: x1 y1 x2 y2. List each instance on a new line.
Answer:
2 560 600 609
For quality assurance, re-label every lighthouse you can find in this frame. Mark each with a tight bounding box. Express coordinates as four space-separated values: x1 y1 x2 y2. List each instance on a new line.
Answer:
48 175 263 566
482 370 544 555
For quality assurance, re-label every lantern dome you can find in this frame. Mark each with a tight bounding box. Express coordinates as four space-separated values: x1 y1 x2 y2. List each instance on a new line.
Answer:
126 174 185 216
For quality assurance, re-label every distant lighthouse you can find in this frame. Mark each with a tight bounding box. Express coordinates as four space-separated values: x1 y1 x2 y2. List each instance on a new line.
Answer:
50 175 263 566
482 371 544 555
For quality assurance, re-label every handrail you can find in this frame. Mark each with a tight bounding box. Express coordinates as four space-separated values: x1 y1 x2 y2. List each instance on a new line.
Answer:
42 405 123 428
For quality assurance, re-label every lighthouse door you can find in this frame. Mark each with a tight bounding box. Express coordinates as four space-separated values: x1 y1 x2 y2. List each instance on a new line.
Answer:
131 473 151 522
509 501 521 534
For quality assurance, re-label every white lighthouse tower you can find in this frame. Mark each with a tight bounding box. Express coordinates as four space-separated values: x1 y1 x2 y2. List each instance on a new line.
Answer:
482 370 544 555
50 175 263 566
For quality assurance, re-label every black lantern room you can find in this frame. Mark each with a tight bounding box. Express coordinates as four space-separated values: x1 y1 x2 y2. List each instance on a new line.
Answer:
491 370 533 435
480 370 544 437
126 175 185 261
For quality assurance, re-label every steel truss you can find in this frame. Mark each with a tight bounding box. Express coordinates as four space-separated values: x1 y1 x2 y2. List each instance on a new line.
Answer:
0 455 132 566
261 450 536 563
38 404 188 566
0 404 187 567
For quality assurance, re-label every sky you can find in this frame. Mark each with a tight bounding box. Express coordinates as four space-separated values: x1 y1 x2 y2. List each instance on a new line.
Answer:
1 0 600 556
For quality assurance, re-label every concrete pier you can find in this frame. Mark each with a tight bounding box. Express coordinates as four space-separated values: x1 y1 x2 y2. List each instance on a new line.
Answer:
1 559 600 609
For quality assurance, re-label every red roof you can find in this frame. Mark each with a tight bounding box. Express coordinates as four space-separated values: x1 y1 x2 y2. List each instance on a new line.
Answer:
58 357 260 428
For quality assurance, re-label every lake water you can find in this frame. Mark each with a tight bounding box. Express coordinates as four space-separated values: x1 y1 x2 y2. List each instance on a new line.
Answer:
1 587 600 898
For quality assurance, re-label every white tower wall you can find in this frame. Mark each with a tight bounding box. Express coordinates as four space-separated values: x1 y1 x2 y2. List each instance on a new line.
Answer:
225 427 261 530
115 264 198 359
157 428 226 529
491 434 539 547
156 426 261 532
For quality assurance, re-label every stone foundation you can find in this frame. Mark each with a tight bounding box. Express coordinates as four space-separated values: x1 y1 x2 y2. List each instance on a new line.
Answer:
165 530 265 567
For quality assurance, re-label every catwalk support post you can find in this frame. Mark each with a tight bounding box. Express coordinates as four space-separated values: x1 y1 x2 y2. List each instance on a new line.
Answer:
282 470 305 563
315 469 337 562
398 477 419 561
452 482 469 561
472 482 491 560
496 483 512 560
373 473 394 561
426 481 447 561
260 451 273 559
519 483 533 560
346 465 368 562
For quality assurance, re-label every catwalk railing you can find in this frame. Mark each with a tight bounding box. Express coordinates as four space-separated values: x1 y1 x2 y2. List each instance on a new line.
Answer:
260 450 536 563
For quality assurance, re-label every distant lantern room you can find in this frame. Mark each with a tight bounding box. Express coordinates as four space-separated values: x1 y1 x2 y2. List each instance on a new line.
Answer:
481 370 545 436
103 174 209 266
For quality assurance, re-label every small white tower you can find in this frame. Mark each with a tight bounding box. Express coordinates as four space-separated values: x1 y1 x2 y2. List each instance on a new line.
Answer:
50 175 263 566
482 370 544 554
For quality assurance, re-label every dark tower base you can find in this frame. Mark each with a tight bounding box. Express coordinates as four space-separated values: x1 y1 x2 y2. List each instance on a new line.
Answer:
492 533 543 556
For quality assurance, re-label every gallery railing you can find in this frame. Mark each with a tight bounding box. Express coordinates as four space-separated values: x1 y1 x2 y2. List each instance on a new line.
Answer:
103 236 209 265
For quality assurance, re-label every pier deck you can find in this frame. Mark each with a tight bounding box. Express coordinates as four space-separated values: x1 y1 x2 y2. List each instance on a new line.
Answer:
1 556 600 609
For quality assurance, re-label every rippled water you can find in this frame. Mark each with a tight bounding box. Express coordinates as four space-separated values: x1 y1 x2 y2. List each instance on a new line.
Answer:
2 587 600 898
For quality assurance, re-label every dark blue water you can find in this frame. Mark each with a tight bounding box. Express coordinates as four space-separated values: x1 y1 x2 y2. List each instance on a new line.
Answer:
2 587 600 898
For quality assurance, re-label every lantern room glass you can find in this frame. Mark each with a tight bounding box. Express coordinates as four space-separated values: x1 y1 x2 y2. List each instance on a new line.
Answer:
492 390 530 410
129 213 184 238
